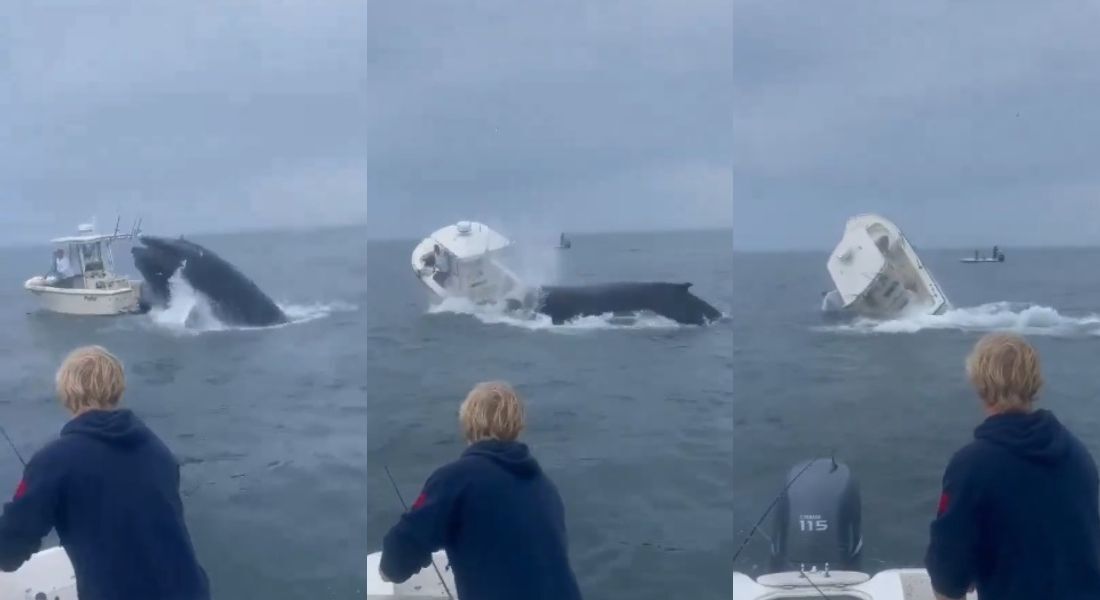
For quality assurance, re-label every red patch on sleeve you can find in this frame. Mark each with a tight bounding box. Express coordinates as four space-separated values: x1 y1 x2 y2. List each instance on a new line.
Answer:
13 479 26 500
937 491 949 516
411 492 427 511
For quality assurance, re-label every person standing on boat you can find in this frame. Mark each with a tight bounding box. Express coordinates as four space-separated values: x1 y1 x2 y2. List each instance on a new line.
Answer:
925 333 1100 600
432 244 452 288
378 381 583 600
0 346 210 600
48 248 76 287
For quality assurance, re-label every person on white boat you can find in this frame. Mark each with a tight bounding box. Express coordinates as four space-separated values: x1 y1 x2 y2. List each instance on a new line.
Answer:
47 248 77 287
432 245 452 288
925 333 1100 600
378 381 582 600
0 346 210 600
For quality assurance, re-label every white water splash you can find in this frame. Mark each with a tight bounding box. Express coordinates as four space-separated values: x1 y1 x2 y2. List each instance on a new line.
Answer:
147 273 354 335
428 296 682 331
818 301 1100 336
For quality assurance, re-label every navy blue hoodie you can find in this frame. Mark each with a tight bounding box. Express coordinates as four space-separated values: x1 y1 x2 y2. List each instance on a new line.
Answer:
380 440 583 600
925 409 1100 600
0 409 210 600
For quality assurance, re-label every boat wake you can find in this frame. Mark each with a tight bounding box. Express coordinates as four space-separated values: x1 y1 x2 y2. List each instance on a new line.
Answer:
818 301 1100 336
427 297 685 331
147 275 354 335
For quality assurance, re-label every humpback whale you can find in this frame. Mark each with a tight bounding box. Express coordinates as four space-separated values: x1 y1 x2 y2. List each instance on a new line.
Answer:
533 282 721 326
131 236 287 327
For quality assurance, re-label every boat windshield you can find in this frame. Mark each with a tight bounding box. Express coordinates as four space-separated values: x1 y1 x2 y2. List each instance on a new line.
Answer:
73 242 106 273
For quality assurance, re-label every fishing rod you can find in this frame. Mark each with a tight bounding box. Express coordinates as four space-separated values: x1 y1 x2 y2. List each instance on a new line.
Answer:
731 456 822 565
733 455 835 600
0 426 26 467
383 465 454 600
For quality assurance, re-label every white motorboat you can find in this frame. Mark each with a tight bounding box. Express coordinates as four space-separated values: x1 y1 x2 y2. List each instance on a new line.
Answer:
24 219 144 316
823 214 950 319
732 458 976 600
366 550 455 599
410 221 528 306
0 546 77 599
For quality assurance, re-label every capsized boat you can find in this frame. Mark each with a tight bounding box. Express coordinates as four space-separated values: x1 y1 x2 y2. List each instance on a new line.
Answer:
23 218 144 316
0 546 77 599
410 221 528 307
822 214 950 320
366 550 454 599
732 458 976 600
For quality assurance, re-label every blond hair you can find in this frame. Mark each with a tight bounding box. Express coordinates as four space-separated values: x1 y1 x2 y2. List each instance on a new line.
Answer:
56 346 126 413
966 333 1042 412
459 381 525 443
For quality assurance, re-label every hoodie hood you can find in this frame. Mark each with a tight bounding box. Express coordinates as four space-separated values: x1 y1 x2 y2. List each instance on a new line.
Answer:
61 409 152 448
974 409 1070 463
463 440 542 479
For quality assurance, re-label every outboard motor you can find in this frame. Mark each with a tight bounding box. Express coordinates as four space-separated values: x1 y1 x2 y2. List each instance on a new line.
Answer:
770 458 862 572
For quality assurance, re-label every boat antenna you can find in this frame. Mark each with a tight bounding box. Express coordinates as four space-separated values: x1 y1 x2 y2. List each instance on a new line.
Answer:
0 426 27 467
382 465 454 600
731 457 820 565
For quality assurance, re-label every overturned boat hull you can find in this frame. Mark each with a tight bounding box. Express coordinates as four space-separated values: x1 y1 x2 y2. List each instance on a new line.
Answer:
825 214 949 320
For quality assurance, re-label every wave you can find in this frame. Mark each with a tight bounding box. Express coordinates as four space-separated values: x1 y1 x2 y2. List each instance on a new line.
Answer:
817 301 1100 336
427 296 684 331
146 275 355 335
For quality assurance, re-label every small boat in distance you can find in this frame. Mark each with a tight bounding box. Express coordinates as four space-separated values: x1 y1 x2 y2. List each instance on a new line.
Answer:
558 232 571 249
24 218 145 316
822 214 950 320
960 245 1005 263
732 459 977 599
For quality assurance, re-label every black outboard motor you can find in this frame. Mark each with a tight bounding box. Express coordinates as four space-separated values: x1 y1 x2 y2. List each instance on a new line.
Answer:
770 458 862 572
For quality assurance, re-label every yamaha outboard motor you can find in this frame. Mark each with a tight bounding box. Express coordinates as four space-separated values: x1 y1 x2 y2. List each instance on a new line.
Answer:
770 458 862 572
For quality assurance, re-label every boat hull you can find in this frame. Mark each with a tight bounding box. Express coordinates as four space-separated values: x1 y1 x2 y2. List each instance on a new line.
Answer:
24 278 143 316
732 568 977 599
0 546 77 599
366 550 454 599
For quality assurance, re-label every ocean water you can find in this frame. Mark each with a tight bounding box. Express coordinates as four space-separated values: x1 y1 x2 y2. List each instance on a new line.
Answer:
733 247 1100 575
367 229 734 599
0 226 367 598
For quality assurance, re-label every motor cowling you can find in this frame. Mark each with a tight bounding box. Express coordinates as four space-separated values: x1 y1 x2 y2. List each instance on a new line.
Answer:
770 458 862 572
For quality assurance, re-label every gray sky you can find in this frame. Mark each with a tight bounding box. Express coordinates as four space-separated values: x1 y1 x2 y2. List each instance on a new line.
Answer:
1 2 366 245
367 0 733 239
735 1 1100 251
